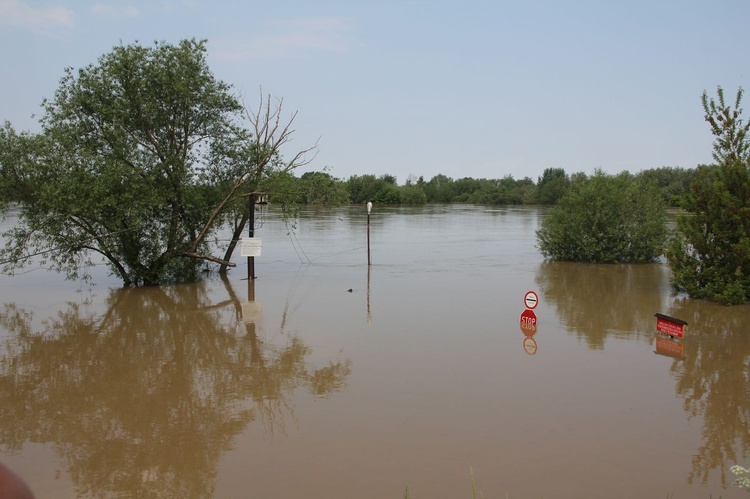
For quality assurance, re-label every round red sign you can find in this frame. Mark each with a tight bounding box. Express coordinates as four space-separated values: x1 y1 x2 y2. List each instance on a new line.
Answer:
523 290 539 310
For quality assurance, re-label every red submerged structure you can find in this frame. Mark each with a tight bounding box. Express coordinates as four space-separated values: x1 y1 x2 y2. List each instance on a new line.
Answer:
654 313 688 339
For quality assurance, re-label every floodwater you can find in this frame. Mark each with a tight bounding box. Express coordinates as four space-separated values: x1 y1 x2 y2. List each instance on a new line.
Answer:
1 204 749 499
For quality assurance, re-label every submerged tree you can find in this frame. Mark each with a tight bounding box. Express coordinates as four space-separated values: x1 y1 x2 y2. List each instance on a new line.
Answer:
666 87 750 304
0 277 351 497
536 170 666 263
0 39 314 285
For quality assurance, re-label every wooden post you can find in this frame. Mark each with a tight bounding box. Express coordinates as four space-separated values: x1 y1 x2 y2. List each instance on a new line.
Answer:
247 193 256 280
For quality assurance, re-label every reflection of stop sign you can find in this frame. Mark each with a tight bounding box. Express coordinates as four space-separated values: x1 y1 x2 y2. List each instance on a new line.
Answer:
520 309 537 336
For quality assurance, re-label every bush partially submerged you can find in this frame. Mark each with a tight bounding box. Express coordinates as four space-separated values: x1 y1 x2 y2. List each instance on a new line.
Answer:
536 170 666 263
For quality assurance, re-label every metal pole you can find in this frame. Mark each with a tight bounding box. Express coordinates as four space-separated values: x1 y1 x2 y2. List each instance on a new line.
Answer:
247 193 256 280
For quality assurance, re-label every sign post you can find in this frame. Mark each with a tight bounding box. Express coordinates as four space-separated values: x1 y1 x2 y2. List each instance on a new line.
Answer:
246 193 256 279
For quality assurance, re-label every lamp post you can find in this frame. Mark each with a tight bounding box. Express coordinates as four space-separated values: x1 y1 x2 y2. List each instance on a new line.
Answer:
366 201 372 266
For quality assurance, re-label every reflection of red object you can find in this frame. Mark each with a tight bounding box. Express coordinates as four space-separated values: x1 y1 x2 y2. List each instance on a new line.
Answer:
0 462 35 499
655 335 684 358
655 313 687 339
519 309 537 336
523 336 537 355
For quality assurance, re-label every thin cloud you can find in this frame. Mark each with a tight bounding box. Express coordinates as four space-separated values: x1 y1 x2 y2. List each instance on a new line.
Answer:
0 0 75 33
214 17 353 61
156 0 199 13
91 3 140 19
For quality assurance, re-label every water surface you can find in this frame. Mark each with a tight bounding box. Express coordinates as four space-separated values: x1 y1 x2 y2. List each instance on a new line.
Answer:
1 204 748 498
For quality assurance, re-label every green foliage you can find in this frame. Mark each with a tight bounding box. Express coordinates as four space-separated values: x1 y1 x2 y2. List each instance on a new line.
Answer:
335 168 692 207
422 174 455 202
467 176 531 205
636 166 696 207
398 184 427 204
703 86 750 165
415 174 538 205
536 171 667 263
536 167 570 204
346 174 400 204
0 39 302 285
298 171 350 205
666 87 750 304
260 170 303 222
451 177 482 202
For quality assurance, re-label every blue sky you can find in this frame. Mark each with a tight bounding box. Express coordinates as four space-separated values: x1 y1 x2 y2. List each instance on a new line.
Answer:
1 0 747 183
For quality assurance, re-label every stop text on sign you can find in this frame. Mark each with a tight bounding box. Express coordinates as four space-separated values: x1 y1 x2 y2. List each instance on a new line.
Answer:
520 309 537 336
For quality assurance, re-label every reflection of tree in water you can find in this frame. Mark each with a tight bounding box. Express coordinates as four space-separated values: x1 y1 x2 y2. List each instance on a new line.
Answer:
535 261 668 348
665 298 750 487
0 276 351 498
536 260 750 487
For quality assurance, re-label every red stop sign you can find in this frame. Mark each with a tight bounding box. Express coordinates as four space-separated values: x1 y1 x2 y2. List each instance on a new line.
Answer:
519 309 537 336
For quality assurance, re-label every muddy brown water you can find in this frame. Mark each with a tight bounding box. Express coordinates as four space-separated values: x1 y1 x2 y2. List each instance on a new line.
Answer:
1 204 749 498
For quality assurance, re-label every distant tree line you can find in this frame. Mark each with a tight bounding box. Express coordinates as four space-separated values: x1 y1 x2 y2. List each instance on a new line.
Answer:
264 166 697 207
534 86 750 305
1 37 746 304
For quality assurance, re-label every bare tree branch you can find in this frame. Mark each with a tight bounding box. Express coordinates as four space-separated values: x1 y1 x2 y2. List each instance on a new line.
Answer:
181 250 236 267
190 90 318 255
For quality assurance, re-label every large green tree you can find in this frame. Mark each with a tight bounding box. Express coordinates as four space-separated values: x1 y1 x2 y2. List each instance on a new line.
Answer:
666 86 750 304
536 170 666 263
0 39 312 285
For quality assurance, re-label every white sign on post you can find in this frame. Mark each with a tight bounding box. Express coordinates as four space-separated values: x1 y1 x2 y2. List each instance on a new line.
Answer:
240 238 262 257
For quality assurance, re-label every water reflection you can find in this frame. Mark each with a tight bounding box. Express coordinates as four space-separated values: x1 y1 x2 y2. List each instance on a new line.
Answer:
537 258 750 487
535 260 669 349
0 276 351 497
367 265 373 324
665 298 750 487
522 336 538 355
3 205 750 497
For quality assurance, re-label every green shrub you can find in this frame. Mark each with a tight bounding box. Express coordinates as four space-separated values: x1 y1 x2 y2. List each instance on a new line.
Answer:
536 170 667 263
399 185 427 204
